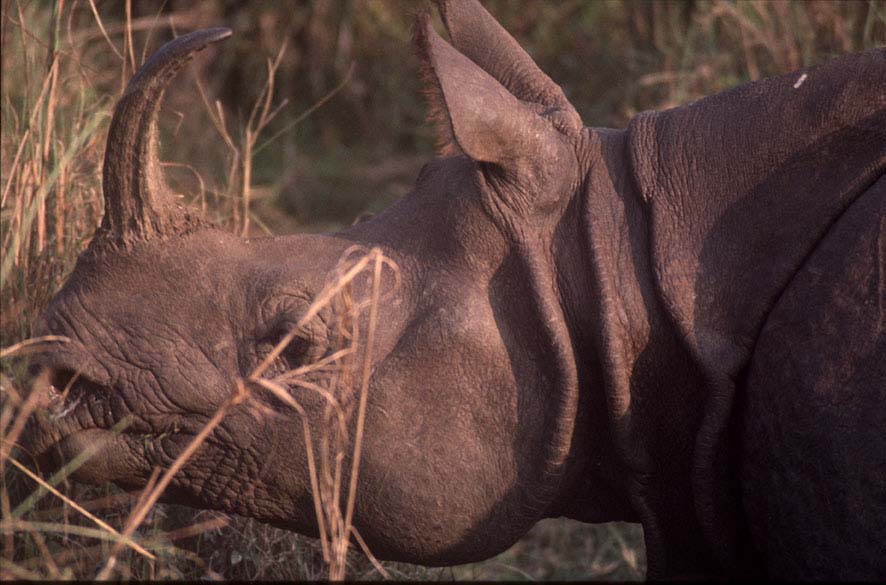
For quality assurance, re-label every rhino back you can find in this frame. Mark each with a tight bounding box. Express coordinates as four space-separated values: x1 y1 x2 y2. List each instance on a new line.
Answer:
623 47 885 572
628 47 885 368
737 175 886 579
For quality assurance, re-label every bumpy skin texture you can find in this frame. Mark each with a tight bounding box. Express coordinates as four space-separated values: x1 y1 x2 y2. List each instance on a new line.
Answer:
22 0 886 579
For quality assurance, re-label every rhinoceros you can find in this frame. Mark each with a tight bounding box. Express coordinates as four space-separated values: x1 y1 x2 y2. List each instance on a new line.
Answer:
22 0 886 579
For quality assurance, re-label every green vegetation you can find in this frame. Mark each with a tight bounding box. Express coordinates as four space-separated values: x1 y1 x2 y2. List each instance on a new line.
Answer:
1 0 883 580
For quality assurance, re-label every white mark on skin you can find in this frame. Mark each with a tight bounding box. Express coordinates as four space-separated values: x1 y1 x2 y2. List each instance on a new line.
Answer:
793 73 808 89
50 396 81 420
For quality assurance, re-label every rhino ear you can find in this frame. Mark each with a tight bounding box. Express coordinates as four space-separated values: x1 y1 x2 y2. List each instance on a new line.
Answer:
434 0 581 132
416 17 573 198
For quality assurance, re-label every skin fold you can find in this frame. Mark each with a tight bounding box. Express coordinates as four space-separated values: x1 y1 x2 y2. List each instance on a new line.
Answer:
22 0 885 579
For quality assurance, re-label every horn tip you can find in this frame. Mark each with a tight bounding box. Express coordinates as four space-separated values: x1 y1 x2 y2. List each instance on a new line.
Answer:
200 27 234 44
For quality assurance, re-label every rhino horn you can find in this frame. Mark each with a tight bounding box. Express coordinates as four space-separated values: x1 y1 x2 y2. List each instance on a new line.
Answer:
99 28 231 243
434 0 582 133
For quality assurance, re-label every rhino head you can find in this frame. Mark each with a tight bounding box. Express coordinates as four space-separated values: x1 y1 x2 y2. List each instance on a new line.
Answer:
24 0 627 567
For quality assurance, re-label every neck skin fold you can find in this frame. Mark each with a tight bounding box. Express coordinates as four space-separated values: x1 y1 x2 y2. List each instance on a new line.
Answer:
554 126 721 577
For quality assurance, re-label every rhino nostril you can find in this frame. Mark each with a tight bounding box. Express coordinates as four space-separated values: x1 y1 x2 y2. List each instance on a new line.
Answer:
26 362 42 380
50 368 82 397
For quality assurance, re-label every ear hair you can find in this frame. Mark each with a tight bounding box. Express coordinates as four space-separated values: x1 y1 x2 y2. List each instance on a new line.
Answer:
413 13 462 157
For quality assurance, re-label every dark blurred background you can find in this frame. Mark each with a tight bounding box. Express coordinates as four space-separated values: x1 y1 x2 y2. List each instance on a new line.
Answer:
80 0 886 234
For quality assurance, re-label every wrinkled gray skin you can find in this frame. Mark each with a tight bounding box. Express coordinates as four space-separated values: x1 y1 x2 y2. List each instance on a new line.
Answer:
23 0 886 580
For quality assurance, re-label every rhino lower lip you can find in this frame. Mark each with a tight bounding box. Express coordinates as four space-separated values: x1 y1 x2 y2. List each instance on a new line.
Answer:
30 410 193 474
37 427 165 484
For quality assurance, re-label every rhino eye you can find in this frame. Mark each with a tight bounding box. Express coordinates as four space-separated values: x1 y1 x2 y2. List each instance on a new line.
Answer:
255 331 304 375
269 328 312 371
255 320 325 377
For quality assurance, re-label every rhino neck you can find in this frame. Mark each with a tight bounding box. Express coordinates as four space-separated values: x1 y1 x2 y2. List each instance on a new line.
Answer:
568 126 722 577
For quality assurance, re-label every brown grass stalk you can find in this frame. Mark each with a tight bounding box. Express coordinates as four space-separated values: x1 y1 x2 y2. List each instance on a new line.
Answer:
25 491 141 521
0 519 144 545
18 519 61 578
335 252 383 579
240 40 288 236
7 457 155 561
0 335 70 360
247 247 395 580
85 0 123 61
21 515 230 570
0 387 46 474
251 377 331 562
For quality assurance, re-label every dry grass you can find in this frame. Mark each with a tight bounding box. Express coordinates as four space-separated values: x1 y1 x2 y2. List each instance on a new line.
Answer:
0 2 398 580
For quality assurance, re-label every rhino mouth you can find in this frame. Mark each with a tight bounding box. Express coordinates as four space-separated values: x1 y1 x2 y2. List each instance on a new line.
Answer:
24 366 197 475
44 368 114 423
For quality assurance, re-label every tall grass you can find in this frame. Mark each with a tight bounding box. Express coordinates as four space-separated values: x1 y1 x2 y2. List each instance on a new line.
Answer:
1 0 884 581
1 1 386 580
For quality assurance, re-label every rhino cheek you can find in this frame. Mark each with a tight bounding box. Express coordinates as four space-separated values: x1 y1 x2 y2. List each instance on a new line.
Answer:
346 296 534 563
185 410 322 532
